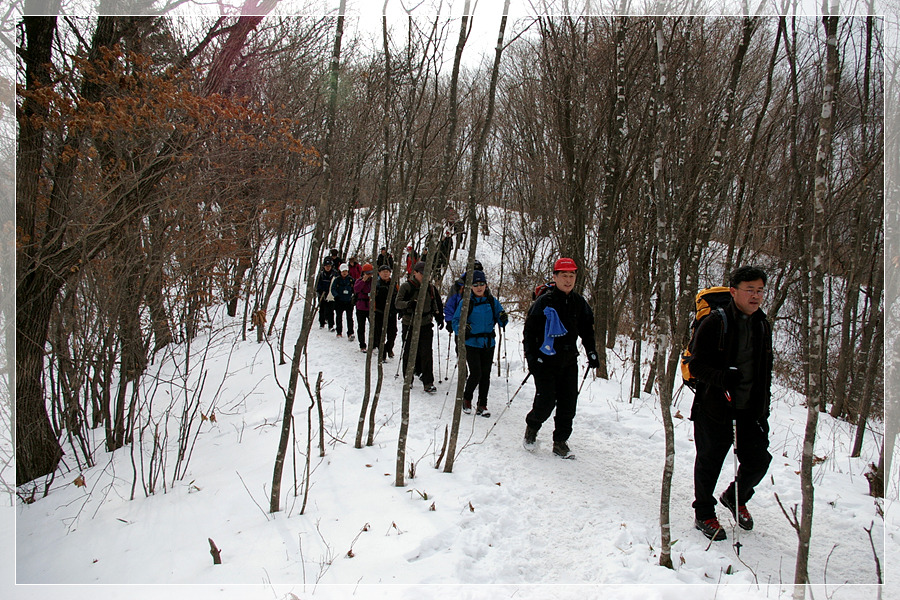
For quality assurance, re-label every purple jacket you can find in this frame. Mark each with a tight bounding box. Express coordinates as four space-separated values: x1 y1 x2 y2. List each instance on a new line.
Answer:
354 277 372 311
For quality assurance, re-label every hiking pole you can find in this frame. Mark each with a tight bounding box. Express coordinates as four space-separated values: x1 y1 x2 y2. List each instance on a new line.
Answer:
578 365 591 394
436 326 442 382
394 326 411 379
725 373 742 557
506 372 532 406
444 330 452 380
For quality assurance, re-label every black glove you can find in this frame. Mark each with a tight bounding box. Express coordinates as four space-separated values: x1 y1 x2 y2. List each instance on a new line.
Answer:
723 367 741 394
586 351 600 369
526 354 546 374
437 318 445 330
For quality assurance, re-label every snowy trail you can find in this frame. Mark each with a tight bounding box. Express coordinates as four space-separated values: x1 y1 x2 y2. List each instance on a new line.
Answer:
12 259 887 600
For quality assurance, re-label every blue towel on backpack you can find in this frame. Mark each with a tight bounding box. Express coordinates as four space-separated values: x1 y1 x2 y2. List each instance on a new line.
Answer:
540 307 567 355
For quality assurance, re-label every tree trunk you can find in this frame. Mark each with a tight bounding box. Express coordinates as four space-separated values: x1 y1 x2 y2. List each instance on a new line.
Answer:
652 17 675 570
793 11 839 597
271 1 345 512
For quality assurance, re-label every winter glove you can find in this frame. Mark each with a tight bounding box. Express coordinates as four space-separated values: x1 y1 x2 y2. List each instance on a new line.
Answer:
437 318 445 330
723 367 741 394
526 354 546 374
586 351 600 369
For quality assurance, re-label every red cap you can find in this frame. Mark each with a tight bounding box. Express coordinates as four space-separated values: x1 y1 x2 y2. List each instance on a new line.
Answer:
553 257 577 272
362 262 374 273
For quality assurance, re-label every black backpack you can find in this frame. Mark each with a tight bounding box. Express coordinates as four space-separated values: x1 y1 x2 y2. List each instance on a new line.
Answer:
680 287 731 390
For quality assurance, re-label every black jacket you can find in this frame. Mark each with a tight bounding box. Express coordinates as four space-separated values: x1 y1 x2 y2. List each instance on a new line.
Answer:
374 278 398 317
689 299 774 423
523 287 596 367
395 278 443 329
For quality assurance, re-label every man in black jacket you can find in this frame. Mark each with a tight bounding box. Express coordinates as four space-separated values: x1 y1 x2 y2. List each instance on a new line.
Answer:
522 258 600 457
688 265 774 541
373 264 399 359
395 261 444 393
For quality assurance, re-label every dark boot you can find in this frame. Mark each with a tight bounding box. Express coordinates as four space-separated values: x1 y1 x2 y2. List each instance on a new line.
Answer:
719 491 754 530
695 517 727 541
552 440 570 458
523 425 538 448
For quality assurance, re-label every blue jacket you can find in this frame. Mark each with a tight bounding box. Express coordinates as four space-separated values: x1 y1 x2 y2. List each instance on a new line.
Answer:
330 274 355 305
452 294 507 349
316 268 336 298
444 291 462 325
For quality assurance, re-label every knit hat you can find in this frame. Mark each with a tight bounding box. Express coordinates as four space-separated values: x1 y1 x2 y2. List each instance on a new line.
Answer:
378 264 391 272
339 263 349 272
323 258 333 266
362 262 374 273
414 261 426 273
472 270 487 284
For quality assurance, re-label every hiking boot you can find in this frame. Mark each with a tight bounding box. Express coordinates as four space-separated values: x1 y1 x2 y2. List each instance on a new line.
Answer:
463 401 472 414
336 333 343 338
719 492 754 531
695 517 727 541
348 334 355 341
424 384 437 393
552 440 570 458
387 350 395 358
476 407 491 418
523 426 538 448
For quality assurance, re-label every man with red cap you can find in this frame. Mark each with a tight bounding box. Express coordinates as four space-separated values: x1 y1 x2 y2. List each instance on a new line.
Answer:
522 257 600 457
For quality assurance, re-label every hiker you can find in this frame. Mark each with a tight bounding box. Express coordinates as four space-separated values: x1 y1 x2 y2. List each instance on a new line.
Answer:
452 270 508 417
688 265 773 541
353 263 374 351
376 246 394 270
435 230 453 278
443 262 484 344
373 264 399 359
404 246 419 275
522 257 600 458
347 256 362 280
330 263 356 339
328 248 343 268
395 261 444 393
315 259 337 330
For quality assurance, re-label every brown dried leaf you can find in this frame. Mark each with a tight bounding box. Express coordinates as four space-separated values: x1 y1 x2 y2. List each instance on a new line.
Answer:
74 475 86 488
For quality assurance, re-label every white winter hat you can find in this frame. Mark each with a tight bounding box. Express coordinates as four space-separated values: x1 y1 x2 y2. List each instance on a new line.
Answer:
339 263 349 272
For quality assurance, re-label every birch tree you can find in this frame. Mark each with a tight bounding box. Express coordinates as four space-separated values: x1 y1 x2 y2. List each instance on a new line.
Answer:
792 7 839 596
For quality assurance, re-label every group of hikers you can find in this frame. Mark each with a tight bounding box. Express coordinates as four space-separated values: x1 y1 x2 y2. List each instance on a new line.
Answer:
315 248 774 543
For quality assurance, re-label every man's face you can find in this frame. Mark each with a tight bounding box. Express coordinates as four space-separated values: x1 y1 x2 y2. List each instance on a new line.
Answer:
379 270 391 282
472 282 486 297
553 270 577 294
413 271 424 283
324 264 332 271
730 278 765 316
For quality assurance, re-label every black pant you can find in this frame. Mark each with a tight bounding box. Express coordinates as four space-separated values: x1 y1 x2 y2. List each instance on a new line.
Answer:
334 302 353 335
356 309 369 348
402 324 434 386
692 409 772 520
463 346 494 408
373 311 397 355
525 360 579 442
318 299 334 328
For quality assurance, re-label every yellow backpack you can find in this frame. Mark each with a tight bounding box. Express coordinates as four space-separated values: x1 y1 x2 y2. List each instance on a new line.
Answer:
680 287 731 389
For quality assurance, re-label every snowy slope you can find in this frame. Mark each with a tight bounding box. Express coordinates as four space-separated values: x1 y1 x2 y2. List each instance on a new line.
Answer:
11 223 891 600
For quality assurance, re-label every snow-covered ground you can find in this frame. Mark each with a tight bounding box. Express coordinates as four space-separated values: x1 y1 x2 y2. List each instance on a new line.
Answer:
8 227 894 600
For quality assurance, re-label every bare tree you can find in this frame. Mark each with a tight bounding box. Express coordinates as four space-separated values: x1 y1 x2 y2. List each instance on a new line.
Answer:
793 7 840 597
